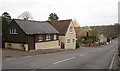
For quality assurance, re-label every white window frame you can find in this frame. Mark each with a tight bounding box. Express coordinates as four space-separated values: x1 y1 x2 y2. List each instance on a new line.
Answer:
46 34 51 41
9 28 18 34
69 27 73 33
67 39 71 43
54 34 57 40
9 28 13 34
38 35 43 41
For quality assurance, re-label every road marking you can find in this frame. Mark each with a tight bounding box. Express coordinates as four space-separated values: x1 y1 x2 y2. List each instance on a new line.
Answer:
80 53 88 56
25 56 32 58
36 55 40 56
3 58 17 61
30 69 37 71
109 50 117 70
5 58 14 61
53 57 75 64
46 54 50 55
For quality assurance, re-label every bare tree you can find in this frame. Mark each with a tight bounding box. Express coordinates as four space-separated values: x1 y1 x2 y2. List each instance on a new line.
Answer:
18 11 33 20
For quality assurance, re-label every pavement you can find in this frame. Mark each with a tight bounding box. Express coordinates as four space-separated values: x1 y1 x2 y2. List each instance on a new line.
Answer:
2 48 72 60
2 39 118 70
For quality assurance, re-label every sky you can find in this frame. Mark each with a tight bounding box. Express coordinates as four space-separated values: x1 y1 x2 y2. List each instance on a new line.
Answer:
0 0 119 26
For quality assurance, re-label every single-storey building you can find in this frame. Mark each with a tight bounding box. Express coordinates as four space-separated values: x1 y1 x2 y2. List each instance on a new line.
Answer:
50 19 76 49
4 19 60 51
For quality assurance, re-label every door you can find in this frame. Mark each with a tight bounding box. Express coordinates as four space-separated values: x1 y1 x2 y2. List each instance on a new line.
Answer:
28 35 35 50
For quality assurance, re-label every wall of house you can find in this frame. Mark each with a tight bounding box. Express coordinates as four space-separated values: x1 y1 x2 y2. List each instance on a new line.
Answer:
4 20 26 43
5 42 28 51
35 40 60 49
35 34 59 42
59 36 65 43
65 21 76 49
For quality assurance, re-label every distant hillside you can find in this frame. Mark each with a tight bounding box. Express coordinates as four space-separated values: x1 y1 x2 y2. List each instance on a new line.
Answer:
79 23 119 39
89 24 119 38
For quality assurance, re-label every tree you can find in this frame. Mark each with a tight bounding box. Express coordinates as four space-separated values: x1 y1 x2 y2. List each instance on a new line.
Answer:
18 11 33 20
1 12 12 48
48 13 59 21
2 12 12 32
0 16 2 33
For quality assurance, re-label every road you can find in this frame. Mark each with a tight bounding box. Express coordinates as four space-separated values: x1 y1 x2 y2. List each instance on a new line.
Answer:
2 39 118 69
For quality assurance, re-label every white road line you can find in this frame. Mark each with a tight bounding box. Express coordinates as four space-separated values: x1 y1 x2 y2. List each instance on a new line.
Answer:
46 54 50 55
30 69 37 71
53 57 75 64
80 53 88 56
22 56 32 58
3 57 17 61
5 58 14 61
36 55 40 56
25 56 32 58
109 50 117 70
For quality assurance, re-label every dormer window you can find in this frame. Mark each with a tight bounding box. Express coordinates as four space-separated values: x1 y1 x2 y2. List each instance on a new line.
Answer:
9 28 18 34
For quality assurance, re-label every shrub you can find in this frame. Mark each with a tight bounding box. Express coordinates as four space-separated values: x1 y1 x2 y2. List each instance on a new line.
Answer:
82 36 97 43
76 40 80 49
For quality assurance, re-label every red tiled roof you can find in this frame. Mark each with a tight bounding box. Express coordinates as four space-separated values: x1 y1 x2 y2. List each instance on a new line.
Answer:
50 19 72 35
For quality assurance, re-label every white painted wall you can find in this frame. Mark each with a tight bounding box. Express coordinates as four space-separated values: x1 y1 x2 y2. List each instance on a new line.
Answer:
58 21 76 49
35 40 60 49
5 43 28 51
65 21 76 49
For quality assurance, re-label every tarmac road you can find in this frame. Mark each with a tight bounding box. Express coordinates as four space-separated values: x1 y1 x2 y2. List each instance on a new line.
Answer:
2 39 118 69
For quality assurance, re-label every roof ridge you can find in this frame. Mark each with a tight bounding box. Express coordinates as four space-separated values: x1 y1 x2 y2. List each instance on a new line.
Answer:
49 19 72 22
13 19 48 23
59 19 72 21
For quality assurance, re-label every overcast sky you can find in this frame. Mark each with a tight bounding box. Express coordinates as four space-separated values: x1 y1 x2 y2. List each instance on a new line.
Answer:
0 0 119 26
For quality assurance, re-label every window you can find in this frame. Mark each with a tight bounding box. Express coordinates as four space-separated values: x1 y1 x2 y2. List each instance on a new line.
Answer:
54 35 57 40
73 39 75 42
46 34 51 41
9 29 13 34
69 27 73 33
38 35 43 41
67 39 71 43
9 28 18 34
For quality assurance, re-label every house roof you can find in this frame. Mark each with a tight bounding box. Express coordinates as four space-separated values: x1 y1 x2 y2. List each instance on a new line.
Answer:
13 19 59 34
49 19 72 35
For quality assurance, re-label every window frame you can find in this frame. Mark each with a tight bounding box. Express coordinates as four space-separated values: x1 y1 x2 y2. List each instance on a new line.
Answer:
67 39 71 43
54 34 57 40
46 34 51 41
69 27 73 33
9 28 18 34
38 35 43 42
